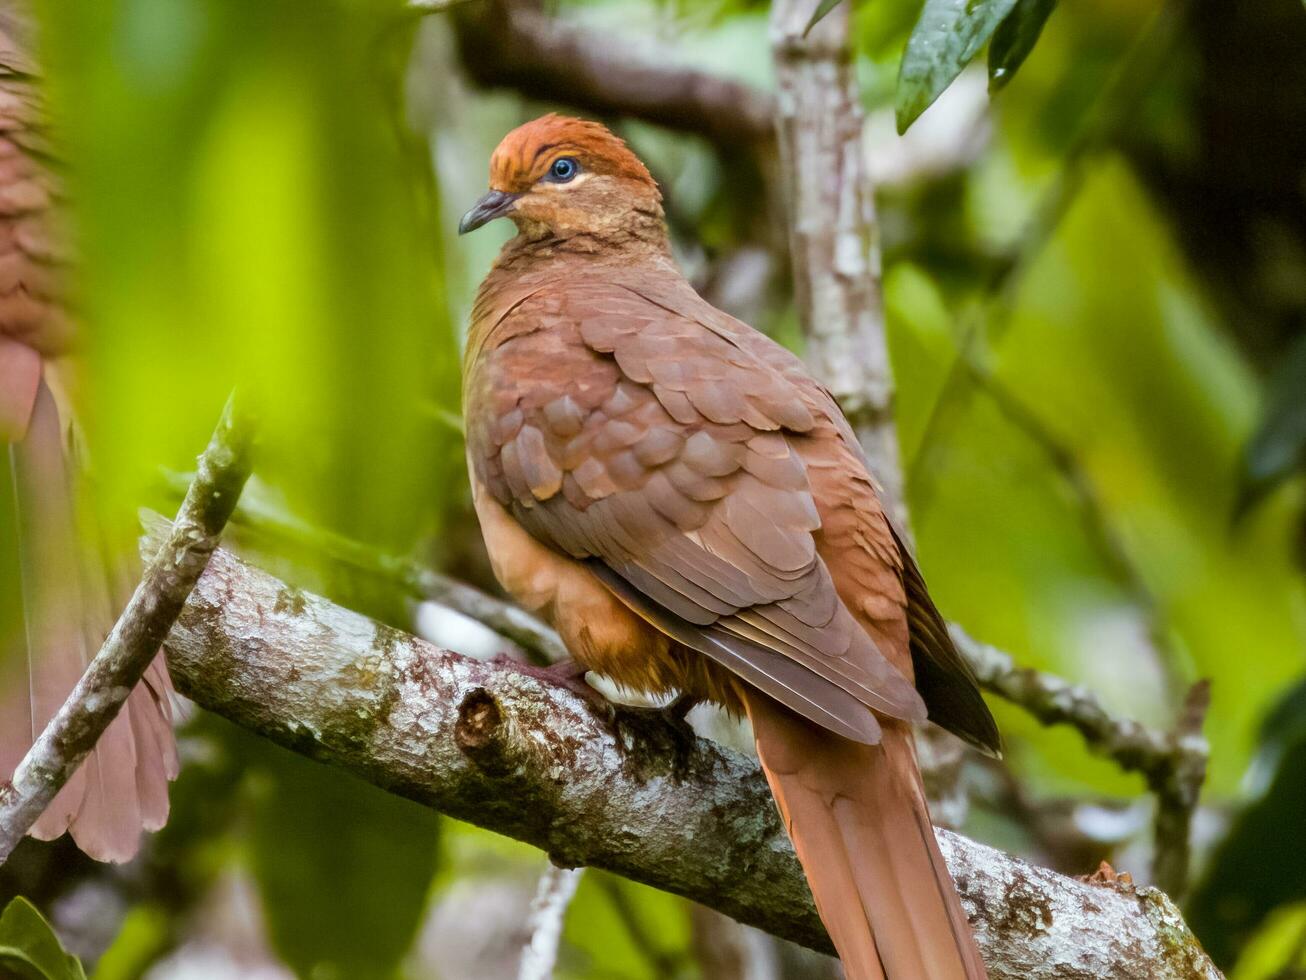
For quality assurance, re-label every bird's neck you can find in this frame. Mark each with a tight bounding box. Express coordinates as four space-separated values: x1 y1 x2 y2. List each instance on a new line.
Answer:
493 204 671 271
466 229 683 375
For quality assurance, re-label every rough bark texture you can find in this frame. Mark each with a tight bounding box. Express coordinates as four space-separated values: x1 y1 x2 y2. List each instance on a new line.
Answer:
0 399 253 863
769 0 902 517
159 541 1220 979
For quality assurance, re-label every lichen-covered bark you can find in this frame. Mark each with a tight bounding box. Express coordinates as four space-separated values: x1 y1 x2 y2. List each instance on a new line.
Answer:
161 543 1220 979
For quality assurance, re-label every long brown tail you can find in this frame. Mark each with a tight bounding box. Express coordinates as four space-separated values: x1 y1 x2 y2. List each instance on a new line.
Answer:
0 377 178 862
741 687 985 980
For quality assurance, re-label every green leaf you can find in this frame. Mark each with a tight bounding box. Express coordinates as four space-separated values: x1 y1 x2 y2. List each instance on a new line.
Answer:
0 898 87 980
1188 678 1306 968
1238 333 1306 514
896 0 1021 132
245 736 440 980
1228 903 1306 980
988 0 1058 92
803 0 845 36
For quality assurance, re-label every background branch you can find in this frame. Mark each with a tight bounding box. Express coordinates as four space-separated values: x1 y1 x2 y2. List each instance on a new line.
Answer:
770 0 903 516
0 397 254 865
156 538 1220 980
516 864 583 980
448 0 774 151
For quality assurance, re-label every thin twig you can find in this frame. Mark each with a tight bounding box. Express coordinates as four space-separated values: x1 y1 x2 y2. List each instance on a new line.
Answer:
0 395 254 865
954 625 1209 896
159 473 567 667
517 863 584 980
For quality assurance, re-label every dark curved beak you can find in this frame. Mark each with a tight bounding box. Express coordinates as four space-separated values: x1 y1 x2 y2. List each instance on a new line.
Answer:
458 189 519 235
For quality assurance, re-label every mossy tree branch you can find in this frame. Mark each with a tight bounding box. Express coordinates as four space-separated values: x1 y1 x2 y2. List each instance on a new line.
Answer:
156 536 1220 980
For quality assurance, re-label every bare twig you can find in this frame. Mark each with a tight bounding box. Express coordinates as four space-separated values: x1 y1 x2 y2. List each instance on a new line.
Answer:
1150 681 1210 899
157 541 1220 978
955 626 1209 896
448 0 774 151
0 396 254 865
517 863 584 980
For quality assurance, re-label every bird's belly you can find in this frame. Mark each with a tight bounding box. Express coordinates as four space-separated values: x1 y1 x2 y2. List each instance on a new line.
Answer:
470 480 687 699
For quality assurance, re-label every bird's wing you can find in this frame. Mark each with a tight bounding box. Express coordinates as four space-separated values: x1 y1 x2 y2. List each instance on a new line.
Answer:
467 279 926 743
627 277 1000 756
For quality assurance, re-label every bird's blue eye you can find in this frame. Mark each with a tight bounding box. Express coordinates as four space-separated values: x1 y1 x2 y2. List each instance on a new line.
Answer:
548 157 578 182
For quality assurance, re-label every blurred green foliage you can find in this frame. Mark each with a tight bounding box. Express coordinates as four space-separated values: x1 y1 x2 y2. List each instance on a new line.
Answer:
244 736 440 980
1190 678 1306 966
38 0 463 553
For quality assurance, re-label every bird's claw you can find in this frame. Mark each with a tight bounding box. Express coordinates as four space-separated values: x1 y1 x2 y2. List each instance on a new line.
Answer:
490 654 615 720
616 694 700 753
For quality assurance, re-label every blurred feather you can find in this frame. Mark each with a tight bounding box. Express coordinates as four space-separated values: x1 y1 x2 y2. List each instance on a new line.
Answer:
0 2 176 862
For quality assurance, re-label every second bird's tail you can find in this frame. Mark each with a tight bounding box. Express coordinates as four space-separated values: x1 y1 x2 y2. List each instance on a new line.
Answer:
1 377 178 862
741 688 986 980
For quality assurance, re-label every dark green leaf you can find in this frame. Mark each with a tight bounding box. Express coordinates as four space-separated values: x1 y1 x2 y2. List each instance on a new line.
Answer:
803 0 845 36
988 0 1058 92
1238 333 1306 514
1188 677 1306 968
896 0 1021 132
0 898 87 980
246 738 440 980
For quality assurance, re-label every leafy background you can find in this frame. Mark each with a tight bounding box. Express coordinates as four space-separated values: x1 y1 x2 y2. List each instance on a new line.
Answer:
1 0 1304 977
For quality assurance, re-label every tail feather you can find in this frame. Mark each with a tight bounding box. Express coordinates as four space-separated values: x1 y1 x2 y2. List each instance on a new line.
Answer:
3 377 177 861
741 687 985 980
0 335 40 441
129 661 179 832
12 379 91 841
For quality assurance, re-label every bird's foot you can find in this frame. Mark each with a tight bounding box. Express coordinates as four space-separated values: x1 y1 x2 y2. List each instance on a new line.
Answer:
489 654 614 720
615 693 701 754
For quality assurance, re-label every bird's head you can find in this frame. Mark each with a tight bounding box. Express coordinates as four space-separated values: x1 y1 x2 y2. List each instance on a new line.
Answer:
458 114 664 244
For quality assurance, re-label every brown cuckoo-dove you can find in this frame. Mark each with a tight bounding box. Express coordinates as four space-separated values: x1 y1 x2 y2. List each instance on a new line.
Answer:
459 114 999 979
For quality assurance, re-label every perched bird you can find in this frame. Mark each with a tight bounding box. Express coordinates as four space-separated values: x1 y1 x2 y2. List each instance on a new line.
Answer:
0 8 177 862
459 114 999 979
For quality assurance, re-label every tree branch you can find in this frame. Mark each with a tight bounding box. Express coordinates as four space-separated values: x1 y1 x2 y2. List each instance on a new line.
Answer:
165 475 566 666
769 0 904 517
0 396 254 864
517 863 583 980
767 0 1208 898
955 625 1210 890
196 485 1210 874
157 540 1220 979
448 0 774 151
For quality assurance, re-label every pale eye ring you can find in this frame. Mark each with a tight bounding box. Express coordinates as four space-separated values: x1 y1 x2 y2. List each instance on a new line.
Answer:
547 157 579 183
